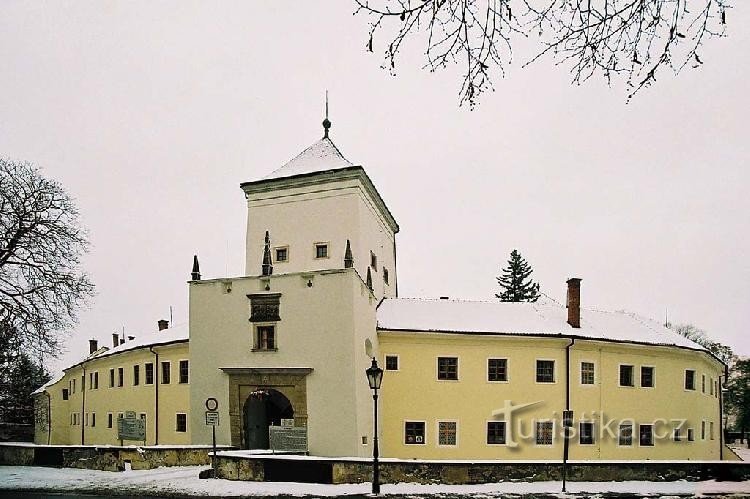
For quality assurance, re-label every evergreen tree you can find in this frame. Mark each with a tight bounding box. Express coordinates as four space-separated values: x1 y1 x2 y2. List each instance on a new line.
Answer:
495 250 541 302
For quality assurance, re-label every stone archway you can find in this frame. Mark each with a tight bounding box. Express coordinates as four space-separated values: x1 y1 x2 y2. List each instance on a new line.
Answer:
243 388 294 449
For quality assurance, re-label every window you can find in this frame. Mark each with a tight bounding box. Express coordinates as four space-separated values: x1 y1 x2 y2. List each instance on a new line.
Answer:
715 380 719 398
702 374 706 393
438 421 457 446
133 365 140 386
385 355 399 371
140 413 146 422
108 413 113 429
536 360 555 383
62 388 69 400
117 367 124 387
488 358 508 382
674 428 681 441
85 413 88 426
93 372 99 389
315 243 328 259
109 368 115 388
405 421 425 444
275 247 288 263
176 413 187 433
89 372 99 390
91 413 96 428
580 362 595 385
145 363 154 385
437 357 458 380
619 424 633 446
370 251 377 270
685 369 695 390
179 360 189 384
383 268 389 285
639 424 654 446
701 421 706 439
579 422 595 444
118 412 124 420
688 428 695 441
161 362 171 384
254 325 276 350
536 421 553 445
710 377 714 396
71 378 75 393
487 421 506 445
619 365 634 387
641 366 654 388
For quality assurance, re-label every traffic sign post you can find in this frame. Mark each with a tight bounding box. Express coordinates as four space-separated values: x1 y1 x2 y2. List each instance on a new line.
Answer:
205 398 219 478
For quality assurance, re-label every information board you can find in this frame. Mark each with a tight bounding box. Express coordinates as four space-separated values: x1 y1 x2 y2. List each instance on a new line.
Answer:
205 411 219 426
118 414 146 441
269 426 307 452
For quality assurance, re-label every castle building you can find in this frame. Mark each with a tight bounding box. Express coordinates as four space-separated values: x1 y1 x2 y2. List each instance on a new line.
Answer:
35 120 725 461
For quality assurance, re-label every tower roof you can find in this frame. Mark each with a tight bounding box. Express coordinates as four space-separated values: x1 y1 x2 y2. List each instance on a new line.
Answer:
261 137 353 181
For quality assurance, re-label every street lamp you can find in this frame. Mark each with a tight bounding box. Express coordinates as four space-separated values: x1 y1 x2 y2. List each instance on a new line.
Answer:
365 357 384 495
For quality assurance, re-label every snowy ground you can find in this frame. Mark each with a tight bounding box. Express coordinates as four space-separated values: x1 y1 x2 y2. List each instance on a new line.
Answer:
1 466 750 498
729 444 750 462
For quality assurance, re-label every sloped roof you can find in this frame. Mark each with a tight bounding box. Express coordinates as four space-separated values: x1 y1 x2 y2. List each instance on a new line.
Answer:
377 297 706 352
260 137 353 181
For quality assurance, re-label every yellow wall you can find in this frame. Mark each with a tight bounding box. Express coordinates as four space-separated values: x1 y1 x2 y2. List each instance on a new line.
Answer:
36 340 191 446
377 332 723 460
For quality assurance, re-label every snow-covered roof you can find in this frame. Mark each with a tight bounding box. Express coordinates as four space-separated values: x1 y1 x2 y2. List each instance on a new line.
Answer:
32 371 65 395
259 137 354 181
377 297 707 352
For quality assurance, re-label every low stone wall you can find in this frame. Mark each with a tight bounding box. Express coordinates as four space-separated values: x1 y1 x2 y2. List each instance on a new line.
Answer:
214 454 750 484
0 443 235 471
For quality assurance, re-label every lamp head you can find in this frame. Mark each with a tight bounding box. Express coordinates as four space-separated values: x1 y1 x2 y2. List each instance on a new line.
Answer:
366 357 383 390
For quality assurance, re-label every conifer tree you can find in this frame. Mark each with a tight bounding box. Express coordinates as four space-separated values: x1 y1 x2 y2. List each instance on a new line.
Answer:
495 250 541 302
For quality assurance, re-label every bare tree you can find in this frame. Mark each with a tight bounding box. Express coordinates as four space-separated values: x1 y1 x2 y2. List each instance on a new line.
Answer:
354 0 729 105
0 158 94 356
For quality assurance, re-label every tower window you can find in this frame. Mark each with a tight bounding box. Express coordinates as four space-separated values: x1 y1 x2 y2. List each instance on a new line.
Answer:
275 247 288 263
315 243 328 259
254 325 276 351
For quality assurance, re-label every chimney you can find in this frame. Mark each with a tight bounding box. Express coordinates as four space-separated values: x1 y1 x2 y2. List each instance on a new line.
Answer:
112 333 120 348
566 278 582 328
157 319 169 331
120 338 125 345
127 335 135 342
89 339 98 354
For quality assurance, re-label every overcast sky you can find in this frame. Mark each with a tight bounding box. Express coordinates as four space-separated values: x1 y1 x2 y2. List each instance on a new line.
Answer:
1 1 747 372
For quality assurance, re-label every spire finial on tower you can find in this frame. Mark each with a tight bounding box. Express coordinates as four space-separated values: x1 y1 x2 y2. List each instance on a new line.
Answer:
191 255 201 281
262 231 273 277
322 90 331 138
344 239 354 268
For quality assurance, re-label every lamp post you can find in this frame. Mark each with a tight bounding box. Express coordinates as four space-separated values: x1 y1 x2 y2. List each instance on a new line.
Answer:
365 357 384 495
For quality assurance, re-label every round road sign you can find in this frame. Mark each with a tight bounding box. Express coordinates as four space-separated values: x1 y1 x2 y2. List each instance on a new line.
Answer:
205 398 218 411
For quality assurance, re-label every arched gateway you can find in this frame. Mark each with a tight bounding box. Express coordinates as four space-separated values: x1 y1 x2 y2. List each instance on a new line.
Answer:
243 388 294 449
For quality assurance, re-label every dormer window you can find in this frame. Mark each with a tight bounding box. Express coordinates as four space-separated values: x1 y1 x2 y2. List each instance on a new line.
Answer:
370 251 377 270
315 243 329 259
275 247 288 263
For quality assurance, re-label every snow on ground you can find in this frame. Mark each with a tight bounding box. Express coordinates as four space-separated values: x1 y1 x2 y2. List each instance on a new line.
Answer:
730 444 750 461
1 466 750 497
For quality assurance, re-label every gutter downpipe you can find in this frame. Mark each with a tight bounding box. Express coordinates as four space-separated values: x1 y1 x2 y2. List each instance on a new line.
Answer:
81 365 86 445
719 363 728 460
562 337 575 493
149 346 159 445
44 391 51 445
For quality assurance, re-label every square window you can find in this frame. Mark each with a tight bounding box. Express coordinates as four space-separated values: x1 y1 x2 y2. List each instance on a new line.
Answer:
487 421 506 445
145 363 154 385
641 366 654 388
686 370 697 390
619 424 633 446
255 325 276 350
579 422 595 444
488 358 508 382
275 247 288 263
315 244 328 259
580 362 595 385
383 268 389 285
370 251 377 271
176 413 187 433
161 362 171 384
536 421 553 445
385 355 398 371
536 360 555 383
405 421 425 444
639 424 654 446
438 421 457 446
619 365 634 387
179 360 189 384
133 365 140 386
437 357 458 380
